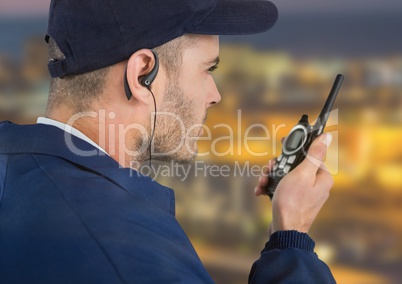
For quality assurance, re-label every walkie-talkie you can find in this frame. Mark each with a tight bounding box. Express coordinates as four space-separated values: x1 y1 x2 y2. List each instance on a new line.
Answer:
266 74 344 199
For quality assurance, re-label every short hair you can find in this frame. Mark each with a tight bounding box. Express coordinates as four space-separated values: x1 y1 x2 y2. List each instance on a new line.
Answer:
46 35 197 115
47 37 110 114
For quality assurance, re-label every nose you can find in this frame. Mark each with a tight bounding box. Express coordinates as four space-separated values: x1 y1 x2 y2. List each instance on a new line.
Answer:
207 76 221 108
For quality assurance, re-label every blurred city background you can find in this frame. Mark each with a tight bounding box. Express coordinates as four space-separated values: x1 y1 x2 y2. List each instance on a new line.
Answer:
1 0 402 283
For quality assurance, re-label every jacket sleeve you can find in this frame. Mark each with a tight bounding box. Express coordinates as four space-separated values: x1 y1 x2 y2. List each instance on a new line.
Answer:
248 230 336 284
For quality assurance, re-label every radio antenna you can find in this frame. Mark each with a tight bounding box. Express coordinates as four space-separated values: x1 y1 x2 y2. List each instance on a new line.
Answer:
314 74 344 134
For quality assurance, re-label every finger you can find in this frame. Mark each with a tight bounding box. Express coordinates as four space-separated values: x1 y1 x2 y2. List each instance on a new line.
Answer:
318 162 329 173
255 159 276 196
315 163 334 190
259 174 269 188
262 159 276 175
299 133 332 174
254 186 264 196
254 173 270 196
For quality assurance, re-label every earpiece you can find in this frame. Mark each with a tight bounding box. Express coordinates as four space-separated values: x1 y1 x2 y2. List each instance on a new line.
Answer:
123 50 159 168
140 50 159 87
124 50 159 100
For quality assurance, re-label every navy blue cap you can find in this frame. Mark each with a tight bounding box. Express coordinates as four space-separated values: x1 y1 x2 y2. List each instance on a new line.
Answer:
46 0 278 78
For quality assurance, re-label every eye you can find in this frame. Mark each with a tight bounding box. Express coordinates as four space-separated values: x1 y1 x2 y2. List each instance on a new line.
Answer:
208 64 218 73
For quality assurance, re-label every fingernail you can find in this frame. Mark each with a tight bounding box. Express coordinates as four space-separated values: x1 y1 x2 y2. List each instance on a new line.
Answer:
320 133 332 147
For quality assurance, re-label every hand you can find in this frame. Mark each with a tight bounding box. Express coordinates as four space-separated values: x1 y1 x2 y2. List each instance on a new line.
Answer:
254 159 275 197
255 133 333 235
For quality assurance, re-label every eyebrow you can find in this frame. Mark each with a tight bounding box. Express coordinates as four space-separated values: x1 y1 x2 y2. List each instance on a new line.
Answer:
203 56 220 66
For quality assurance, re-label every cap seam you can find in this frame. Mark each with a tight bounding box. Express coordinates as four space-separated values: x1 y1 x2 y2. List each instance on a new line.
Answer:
107 0 128 57
185 0 219 34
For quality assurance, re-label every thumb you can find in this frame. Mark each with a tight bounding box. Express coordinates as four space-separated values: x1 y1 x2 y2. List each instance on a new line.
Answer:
300 133 332 173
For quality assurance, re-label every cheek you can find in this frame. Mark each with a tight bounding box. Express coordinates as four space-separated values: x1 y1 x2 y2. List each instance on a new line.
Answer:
182 77 208 107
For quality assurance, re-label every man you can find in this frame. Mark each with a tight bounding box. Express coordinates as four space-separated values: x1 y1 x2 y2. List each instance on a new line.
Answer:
0 0 336 283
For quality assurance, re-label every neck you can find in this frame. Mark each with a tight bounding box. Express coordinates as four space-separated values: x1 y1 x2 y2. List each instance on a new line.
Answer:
47 106 149 169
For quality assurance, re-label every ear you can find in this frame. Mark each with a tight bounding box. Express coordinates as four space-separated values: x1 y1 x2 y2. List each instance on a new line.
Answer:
125 49 156 104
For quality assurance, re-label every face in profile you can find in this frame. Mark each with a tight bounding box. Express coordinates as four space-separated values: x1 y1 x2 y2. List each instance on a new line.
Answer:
151 35 221 164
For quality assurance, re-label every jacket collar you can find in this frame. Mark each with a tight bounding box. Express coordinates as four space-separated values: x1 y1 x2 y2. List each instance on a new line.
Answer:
0 121 175 215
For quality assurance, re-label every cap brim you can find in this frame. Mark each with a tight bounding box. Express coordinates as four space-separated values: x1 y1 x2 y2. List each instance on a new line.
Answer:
189 0 278 35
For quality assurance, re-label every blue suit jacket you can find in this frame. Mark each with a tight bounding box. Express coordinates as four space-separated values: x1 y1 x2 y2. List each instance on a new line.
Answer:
0 121 335 283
